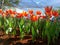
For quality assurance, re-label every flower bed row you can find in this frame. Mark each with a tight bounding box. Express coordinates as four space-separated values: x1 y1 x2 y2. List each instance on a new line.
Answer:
0 6 60 45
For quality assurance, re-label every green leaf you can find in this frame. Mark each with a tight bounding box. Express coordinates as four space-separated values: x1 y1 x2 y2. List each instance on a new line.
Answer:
19 26 22 33
20 19 24 26
12 30 16 35
32 26 36 40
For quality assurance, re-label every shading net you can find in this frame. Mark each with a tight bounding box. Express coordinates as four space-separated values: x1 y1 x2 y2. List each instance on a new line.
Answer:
13 0 60 8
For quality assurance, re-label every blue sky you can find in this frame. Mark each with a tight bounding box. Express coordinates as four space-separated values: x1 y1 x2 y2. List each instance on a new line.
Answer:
13 0 60 14
17 0 60 8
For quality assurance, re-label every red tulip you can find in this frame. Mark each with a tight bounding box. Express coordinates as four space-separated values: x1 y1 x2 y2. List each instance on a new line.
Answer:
36 10 41 15
13 11 17 15
45 11 52 17
45 6 52 13
6 10 10 15
0 9 3 14
40 16 46 19
16 13 23 18
9 9 13 14
30 14 34 17
45 6 52 16
31 15 38 22
23 11 28 17
52 11 59 17
2 12 6 17
28 10 33 14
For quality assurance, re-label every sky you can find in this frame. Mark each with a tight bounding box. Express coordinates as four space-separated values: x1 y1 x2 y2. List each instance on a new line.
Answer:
12 0 60 13
17 0 60 8
5 0 60 14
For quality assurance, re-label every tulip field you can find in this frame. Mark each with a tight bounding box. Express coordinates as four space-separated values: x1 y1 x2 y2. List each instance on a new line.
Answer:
0 7 60 45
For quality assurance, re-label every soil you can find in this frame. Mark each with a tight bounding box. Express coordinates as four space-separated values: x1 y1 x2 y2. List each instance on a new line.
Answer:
0 30 60 45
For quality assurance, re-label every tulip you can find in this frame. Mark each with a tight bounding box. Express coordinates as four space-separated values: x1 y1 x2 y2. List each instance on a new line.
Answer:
6 10 10 15
45 11 52 15
23 11 28 17
40 16 46 19
31 15 38 22
45 6 52 13
30 14 34 17
13 11 17 15
28 10 33 14
16 13 23 18
10 14 15 18
45 6 52 17
2 12 6 17
36 10 41 15
0 9 3 14
52 11 59 17
9 9 14 14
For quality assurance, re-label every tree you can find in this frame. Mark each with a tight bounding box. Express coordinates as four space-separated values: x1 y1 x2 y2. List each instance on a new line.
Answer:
0 0 20 9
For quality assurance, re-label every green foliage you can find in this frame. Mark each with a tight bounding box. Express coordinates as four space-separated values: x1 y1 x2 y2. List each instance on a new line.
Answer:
4 0 10 5
41 20 60 45
58 9 60 14
0 0 19 9
19 18 25 39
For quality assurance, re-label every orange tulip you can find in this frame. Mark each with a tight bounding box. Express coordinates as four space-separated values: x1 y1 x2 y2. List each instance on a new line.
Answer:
23 11 28 17
36 10 41 15
2 12 6 17
28 10 33 14
31 15 38 22
10 14 15 18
